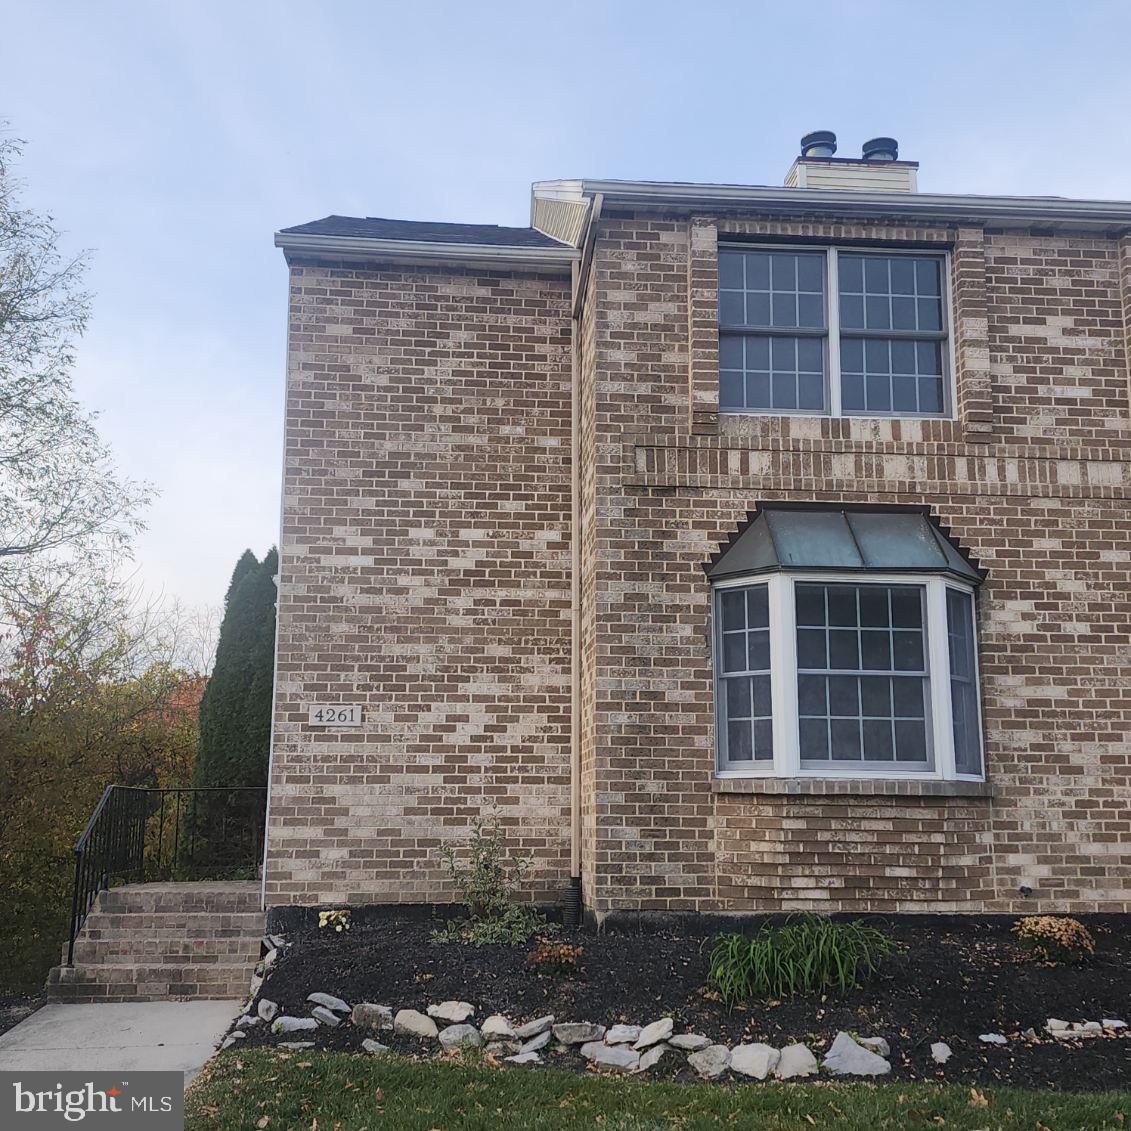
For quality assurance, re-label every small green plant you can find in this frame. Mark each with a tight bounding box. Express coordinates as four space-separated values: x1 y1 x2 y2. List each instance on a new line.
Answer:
1012 915 1094 964
526 939 583 976
318 909 351 933
708 914 895 1006
431 814 557 947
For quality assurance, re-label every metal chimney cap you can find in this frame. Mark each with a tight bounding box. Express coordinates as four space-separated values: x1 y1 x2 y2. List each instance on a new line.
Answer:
800 130 837 158
862 136 899 162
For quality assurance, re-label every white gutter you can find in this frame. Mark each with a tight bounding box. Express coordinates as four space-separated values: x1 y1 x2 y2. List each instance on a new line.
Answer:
274 231 578 269
535 179 1131 232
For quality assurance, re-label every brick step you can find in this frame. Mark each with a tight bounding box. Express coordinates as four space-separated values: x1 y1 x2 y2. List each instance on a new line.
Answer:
69 938 262 965
82 911 265 936
48 962 253 1003
96 883 261 915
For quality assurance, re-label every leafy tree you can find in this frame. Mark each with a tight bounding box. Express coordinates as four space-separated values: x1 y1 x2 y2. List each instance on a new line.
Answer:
0 127 150 602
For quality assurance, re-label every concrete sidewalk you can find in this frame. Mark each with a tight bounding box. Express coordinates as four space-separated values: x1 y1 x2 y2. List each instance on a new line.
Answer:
0 1001 239 1084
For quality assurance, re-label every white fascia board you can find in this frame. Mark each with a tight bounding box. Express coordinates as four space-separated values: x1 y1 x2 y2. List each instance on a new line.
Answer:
570 178 1131 231
275 231 578 271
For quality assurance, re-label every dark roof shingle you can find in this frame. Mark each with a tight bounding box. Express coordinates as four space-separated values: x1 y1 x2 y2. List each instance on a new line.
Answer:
278 215 567 248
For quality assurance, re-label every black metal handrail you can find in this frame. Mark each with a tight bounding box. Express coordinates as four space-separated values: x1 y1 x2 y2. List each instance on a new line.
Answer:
67 785 267 964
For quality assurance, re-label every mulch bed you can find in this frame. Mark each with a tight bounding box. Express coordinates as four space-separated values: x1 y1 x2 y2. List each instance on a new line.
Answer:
0 991 46 1039
239 914 1131 1092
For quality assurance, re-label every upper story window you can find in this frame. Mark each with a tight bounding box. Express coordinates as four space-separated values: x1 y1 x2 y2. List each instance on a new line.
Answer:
718 246 951 418
708 507 984 781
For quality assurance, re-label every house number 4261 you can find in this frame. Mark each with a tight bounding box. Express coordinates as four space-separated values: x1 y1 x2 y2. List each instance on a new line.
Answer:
307 704 364 727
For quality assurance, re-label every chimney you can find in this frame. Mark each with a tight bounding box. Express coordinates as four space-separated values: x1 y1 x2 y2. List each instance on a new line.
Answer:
785 131 918 192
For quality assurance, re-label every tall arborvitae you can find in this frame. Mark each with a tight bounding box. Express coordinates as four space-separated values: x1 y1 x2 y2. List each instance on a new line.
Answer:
186 549 277 870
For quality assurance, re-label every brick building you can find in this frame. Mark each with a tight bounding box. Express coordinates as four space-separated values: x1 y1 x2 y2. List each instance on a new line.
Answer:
265 134 1131 922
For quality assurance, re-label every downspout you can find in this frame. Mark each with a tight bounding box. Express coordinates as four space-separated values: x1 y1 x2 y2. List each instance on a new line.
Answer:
565 195 602 928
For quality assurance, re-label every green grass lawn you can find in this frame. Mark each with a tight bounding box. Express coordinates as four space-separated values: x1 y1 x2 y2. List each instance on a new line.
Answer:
186 1048 1129 1131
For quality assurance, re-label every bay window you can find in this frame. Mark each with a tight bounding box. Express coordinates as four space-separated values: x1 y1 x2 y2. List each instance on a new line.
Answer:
710 507 984 780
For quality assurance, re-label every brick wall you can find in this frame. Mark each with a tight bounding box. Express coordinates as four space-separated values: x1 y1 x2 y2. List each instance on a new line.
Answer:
581 209 1131 917
265 261 573 906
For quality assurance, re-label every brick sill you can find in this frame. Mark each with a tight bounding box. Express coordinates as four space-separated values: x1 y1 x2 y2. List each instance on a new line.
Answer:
712 777 993 799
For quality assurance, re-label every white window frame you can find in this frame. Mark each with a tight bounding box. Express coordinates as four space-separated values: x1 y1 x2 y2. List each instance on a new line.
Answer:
717 243 956 420
712 571 984 781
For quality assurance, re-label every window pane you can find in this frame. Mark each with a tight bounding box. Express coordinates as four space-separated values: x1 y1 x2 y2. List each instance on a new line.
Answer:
718 333 827 413
947 588 983 775
717 583 773 767
718 249 826 329
795 581 931 768
841 334 946 416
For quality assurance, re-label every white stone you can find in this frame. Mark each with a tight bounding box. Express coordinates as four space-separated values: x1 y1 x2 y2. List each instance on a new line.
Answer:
1046 1018 1070 1032
687 1044 731 1078
393 1009 439 1039
822 1031 891 1076
634 1018 674 1050
553 1022 606 1045
262 948 279 970
774 1044 819 1079
485 1040 521 1056
605 1024 642 1045
730 1043 780 1080
481 1015 516 1040
668 1033 711 1052
514 1015 554 1039
1103 1019 1128 1030
257 999 278 1023
236 1014 262 1029
307 992 350 1015
857 1035 890 1057
439 1023 482 1050
505 1052 541 1065
1082 1021 1103 1033
588 1044 639 1072
520 1030 552 1053
361 1039 389 1055
272 1016 317 1034
635 1044 667 1072
248 975 264 999
352 1003 394 1031
312 1006 341 1027
279 1041 314 1050
979 1033 1007 1045
931 1041 952 1064
428 1001 475 1024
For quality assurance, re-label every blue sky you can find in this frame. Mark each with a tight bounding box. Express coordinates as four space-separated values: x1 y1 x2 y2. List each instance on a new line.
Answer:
4 0 1131 606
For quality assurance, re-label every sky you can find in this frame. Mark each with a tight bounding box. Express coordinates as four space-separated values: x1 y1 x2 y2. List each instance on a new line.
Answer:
3 0 1131 608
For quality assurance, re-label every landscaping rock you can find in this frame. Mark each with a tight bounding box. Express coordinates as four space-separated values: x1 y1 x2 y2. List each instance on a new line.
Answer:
634 1018 674 1050
352 1003 394 1031
236 1014 262 1029
931 1041 952 1064
857 1035 890 1057
1103 1019 1128 1030
257 999 278 1023
481 1015 516 1040
262 948 279 970
361 1039 389 1056
979 1033 1007 1045
520 1030 552 1053
220 1036 240 1050
394 1009 439 1040
687 1044 731 1079
1082 1022 1103 1034
279 1042 314 1050
249 975 264 998
605 1024 642 1045
730 1043 780 1080
311 1006 341 1027
272 1016 318 1034
515 1015 554 1039
505 1052 541 1066
553 1022 606 1045
485 1040 521 1056
427 1001 475 1024
668 1033 711 1052
307 992 350 1015
587 1044 640 1072
822 1031 890 1077
1046 1018 1070 1032
439 1023 483 1050
774 1044 819 1080
635 1044 667 1072
1021 1028 1038 1041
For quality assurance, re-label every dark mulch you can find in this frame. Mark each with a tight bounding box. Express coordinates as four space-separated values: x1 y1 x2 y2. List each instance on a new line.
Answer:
239 914 1131 1092
0 991 46 1039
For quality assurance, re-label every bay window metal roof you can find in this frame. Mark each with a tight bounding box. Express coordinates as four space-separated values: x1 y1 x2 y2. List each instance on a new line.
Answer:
706 506 983 584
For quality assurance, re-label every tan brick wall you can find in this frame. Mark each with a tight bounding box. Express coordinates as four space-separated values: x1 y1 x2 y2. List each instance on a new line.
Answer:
581 209 1131 917
265 260 573 906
